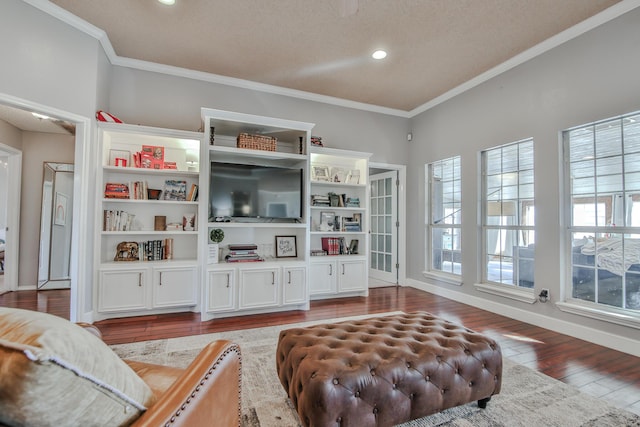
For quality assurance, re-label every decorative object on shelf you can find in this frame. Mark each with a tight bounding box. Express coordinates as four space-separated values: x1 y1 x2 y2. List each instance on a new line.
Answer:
275 236 297 258
95 110 123 123
345 169 361 184
154 215 166 231
209 228 224 243
163 161 177 169
163 180 187 201
208 228 224 264
330 167 346 183
237 133 277 152
114 241 139 261
311 165 330 182
166 222 182 231
299 136 304 154
147 188 162 200
311 135 323 147
183 213 196 231
320 211 335 232
348 239 359 254
109 149 130 167
140 145 165 169
209 126 215 145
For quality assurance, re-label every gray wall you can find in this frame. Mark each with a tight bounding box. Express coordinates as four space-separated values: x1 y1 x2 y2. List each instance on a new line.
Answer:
108 67 410 165
407 7 640 342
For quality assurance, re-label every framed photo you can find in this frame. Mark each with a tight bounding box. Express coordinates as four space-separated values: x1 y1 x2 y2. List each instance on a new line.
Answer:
330 167 346 183
275 235 297 258
311 164 330 182
109 149 131 167
320 211 335 232
54 192 68 225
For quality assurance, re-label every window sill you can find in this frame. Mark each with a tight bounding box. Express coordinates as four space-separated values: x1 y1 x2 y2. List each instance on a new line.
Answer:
556 301 640 330
422 271 462 286
474 282 536 304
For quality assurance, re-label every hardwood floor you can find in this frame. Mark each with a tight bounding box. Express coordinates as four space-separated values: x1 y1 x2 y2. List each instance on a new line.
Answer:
2 286 639 415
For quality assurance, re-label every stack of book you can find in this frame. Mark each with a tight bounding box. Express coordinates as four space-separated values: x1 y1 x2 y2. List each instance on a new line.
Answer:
104 183 130 199
225 244 263 262
311 136 323 147
311 194 330 207
345 197 360 207
103 210 135 231
129 181 149 200
321 237 345 255
139 238 173 261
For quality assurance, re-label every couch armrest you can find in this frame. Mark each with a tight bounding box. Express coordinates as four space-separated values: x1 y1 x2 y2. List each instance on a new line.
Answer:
131 340 242 427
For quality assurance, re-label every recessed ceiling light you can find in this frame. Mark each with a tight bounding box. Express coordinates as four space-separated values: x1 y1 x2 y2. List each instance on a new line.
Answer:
158 0 175 5
372 50 387 60
32 112 50 120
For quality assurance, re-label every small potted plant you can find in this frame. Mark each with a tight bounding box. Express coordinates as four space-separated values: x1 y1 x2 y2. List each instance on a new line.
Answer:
209 228 224 264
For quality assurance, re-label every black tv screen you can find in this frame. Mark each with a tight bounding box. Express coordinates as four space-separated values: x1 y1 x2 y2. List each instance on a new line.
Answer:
210 162 303 220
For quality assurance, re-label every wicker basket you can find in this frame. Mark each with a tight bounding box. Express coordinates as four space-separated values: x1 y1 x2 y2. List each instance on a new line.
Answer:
237 133 277 151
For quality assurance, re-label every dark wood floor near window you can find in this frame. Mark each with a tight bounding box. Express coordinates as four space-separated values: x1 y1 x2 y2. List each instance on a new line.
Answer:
2 286 639 415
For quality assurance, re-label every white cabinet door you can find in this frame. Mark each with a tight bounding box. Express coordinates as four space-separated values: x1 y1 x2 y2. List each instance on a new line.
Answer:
98 268 147 312
207 268 235 312
309 259 338 296
283 266 307 304
153 265 198 308
239 267 279 309
338 259 367 293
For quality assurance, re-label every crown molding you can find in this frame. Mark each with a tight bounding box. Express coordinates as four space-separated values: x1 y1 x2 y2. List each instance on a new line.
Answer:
23 0 640 119
408 0 640 118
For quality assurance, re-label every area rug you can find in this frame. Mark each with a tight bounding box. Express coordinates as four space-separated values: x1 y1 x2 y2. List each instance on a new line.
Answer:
111 312 640 427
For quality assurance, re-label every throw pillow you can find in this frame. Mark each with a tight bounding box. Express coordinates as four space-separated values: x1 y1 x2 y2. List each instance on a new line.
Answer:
0 308 156 427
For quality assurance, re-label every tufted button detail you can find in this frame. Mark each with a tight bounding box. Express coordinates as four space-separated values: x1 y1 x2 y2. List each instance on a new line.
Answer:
393 383 397 389
373 407 379 414
355 390 360 397
333 378 339 385
426 375 430 381
370 369 376 376
336 417 342 422
469 381 474 387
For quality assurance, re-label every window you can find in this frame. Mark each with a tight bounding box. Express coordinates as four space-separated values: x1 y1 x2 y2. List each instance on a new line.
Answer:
564 112 640 313
482 139 535 288
427 156 461 275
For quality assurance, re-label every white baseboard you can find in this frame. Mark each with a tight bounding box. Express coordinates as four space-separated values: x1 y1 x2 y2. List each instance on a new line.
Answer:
406 278 640 357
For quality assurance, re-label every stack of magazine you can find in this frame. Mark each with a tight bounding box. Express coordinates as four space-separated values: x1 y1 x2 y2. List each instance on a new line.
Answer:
225 244 263 262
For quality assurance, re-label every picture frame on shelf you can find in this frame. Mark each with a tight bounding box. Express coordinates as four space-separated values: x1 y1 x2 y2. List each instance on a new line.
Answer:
275 235 297 258
320 211 335 232
348 239 359 254
345 169 361 184
109 149 130 167
330 167 346 183
311 165 330 182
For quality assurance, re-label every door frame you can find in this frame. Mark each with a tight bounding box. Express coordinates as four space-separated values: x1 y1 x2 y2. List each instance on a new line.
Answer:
0 143 21 294
369 162 406 287
0 93 91 322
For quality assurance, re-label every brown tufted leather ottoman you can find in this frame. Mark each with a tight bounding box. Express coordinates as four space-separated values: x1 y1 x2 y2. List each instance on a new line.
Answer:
276 312 502 427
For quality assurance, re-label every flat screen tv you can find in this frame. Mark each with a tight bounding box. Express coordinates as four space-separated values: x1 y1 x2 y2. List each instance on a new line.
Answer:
210 162 303 221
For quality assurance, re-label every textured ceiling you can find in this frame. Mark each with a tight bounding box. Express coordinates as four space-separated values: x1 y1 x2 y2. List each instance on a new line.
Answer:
46 0 622 112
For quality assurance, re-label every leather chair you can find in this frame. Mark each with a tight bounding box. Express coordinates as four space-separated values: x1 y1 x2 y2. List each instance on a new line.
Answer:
0 308 241 427
80 324 242 427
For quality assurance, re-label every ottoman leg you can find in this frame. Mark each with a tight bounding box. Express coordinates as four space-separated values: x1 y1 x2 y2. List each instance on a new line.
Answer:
478 397 491 409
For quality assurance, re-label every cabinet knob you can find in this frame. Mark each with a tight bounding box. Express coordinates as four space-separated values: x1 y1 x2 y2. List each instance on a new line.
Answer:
159 272 163 286
342 264 345 275
226 273 230 288
138 273 142 287
329 264 333 276
272 271 275 285
288 271 292 284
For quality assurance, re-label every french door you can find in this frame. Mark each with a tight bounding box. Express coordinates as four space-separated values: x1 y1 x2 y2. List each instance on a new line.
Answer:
369 170 398 285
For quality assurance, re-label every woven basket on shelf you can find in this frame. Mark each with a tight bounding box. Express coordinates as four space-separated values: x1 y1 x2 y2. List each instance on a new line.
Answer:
237 133 277 151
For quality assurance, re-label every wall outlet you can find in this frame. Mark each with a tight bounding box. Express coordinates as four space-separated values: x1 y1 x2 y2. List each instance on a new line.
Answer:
539 288 550 302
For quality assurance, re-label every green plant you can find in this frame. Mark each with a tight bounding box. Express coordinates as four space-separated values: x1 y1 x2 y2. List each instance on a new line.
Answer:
209 228 224 243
